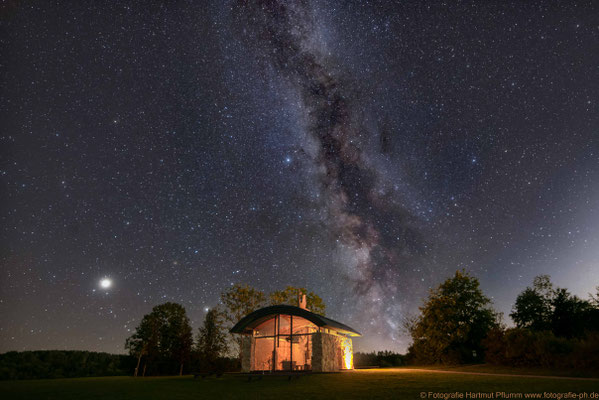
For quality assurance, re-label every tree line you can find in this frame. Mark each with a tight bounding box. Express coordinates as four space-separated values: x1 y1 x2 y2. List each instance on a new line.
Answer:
354 351 407 368
406 271 599 369
0 351 135 380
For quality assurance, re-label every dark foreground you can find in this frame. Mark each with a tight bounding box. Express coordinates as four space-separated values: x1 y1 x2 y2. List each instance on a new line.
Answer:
2 368 597 400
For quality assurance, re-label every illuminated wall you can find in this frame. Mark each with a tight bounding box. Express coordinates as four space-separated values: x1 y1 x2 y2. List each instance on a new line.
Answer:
312 332 353 372
341 336 354 369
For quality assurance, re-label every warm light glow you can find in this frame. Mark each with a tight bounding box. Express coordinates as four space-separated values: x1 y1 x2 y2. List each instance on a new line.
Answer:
100 278 112 289
341 337 353 369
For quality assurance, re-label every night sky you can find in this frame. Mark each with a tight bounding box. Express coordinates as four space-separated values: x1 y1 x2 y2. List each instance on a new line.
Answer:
2 1 599 354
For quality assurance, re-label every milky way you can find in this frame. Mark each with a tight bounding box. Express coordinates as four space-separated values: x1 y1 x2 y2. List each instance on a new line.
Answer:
233 0 428 339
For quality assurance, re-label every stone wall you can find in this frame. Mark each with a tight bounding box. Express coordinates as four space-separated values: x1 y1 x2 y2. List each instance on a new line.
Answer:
240 336 254 372
311 332 346 372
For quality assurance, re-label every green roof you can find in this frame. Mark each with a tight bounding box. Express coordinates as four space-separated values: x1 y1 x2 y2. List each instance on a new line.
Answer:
229 305 361 337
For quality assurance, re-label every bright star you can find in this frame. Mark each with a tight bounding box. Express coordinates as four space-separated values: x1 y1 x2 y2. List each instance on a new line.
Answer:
100 278 112 289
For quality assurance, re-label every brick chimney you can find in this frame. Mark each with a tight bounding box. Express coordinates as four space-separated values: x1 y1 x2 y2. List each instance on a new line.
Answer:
298 293 308 310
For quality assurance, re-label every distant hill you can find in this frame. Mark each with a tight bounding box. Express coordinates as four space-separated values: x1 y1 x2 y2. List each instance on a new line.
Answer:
0 350 135 380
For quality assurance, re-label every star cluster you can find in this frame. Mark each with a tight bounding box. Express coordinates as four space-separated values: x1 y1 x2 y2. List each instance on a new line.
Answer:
1 0 598 352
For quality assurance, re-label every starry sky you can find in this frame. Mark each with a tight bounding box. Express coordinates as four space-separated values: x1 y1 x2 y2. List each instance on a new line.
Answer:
2 1 599 354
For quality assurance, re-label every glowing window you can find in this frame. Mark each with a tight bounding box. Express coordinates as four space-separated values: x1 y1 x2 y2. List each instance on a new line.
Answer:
254 317 276 337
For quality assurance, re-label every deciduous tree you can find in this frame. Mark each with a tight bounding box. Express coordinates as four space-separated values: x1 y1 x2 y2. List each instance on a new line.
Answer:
510 287 551 331
196 308 228 368
407 270 497 364
510 275 554 331
510 276 598 337
590 286 599 307
125 302 193 376
268 286 326 315
220 284 266 357
551 288 593 338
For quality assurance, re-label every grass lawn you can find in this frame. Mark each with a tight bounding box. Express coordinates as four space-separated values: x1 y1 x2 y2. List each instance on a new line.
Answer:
2 369 598 400
408 364 599 379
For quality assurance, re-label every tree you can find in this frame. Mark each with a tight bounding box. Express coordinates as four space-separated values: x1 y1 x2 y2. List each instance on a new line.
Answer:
268 286 326 315
220 284 266 357
125 302 193 376
510 288 551 331
196 308 228 369
550 288 593 338
125 312 160 377
407 270 498 364
532 275 554 299
510 275 554 331
510 276 599 337
590 286 599 307
220 284 266 326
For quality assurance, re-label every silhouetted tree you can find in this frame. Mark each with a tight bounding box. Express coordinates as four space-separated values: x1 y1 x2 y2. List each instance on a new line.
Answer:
125 302 193 376
510 276 598 338
511 288 550 330
125 311 160 376
485 277 599 369
354 351 406 368
407 270 498 364
510 275 553 331
590 286 599 307
551 288 593 338
196 308 228 369
268 286 326 315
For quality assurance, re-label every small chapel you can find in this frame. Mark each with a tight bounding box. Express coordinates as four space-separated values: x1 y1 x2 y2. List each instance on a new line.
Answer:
230 295 361 372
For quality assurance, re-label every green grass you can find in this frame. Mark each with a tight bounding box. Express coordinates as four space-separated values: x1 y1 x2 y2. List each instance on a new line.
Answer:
1 369 597 400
